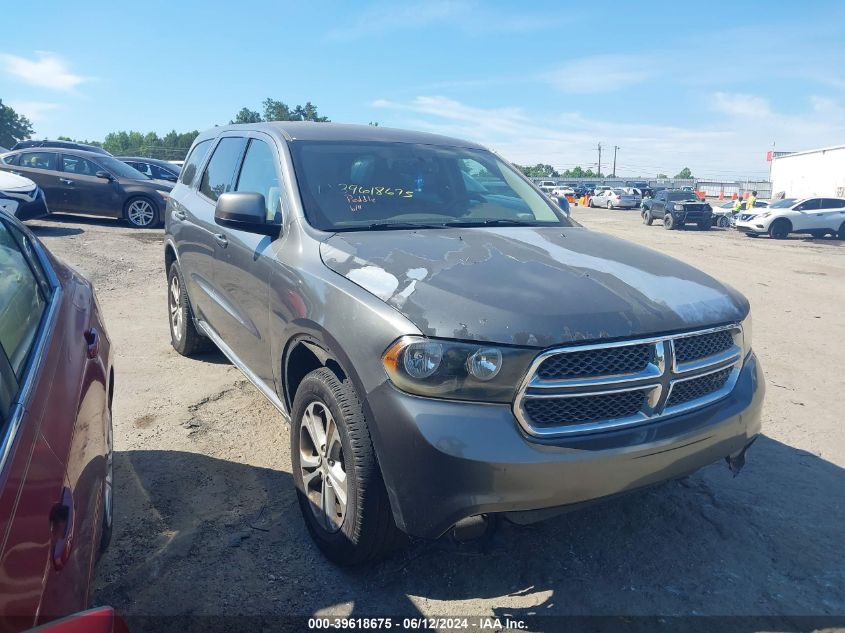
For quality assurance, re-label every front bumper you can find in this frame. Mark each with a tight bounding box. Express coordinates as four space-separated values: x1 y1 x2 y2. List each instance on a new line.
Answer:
8 187 50 220
366 352 764 538
735 220 767 234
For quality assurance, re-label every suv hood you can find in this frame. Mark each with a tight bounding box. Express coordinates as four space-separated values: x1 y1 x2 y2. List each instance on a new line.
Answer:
320 227 747 347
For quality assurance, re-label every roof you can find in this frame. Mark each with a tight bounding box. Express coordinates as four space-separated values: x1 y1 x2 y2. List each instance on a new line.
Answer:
13 146 107 160
116 156 178 165
772 143 845 160
207 121 487 149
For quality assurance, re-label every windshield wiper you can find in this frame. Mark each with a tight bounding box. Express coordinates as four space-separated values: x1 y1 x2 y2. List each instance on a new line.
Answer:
363 221 447 230
444 218 541 227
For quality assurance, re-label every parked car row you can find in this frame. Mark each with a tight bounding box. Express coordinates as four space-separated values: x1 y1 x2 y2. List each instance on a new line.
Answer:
0 148 177 227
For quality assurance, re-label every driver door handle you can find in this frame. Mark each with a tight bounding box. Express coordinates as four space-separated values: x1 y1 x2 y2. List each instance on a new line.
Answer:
214 233 228 247
60 177 74 185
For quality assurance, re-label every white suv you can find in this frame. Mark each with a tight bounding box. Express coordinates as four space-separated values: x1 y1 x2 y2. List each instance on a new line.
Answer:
735 196 845 239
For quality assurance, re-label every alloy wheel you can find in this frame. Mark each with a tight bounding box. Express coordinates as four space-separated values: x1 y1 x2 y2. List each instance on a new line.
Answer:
127 199 155 227
104 415 114 530
169 275 183 341
299 401 347 533
718 216 730 228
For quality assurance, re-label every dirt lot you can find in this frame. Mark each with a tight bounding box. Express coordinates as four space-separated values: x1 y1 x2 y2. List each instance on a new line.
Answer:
27 208 845 630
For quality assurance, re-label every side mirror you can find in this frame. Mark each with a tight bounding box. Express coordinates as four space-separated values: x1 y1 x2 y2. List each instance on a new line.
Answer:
95 170 113 180
214 192 278 236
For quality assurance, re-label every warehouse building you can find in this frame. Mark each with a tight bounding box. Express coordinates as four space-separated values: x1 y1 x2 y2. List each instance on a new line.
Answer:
770 144 845 198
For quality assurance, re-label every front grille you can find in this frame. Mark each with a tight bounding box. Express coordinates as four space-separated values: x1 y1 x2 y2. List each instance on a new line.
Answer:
667 368 732 408
675 330 733 363
537 344 653 380
515 325 742 437
524 390 647 427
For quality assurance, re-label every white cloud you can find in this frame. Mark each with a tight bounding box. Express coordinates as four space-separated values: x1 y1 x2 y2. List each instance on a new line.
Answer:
372 94 845 179
710 92 772 117
0 51 88 91
544 55 654 94
6 101 60 123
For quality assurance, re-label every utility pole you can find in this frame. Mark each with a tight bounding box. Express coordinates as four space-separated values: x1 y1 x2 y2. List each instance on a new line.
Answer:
597 143 602 177
612 146 620 177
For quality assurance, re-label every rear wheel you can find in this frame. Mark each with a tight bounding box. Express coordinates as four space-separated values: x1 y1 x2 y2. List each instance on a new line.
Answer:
838 221 845 240
768 218 791 239
663 213 675 230
124 196 159 228
291 367 404 565
167 261 213 355
606 201 613 209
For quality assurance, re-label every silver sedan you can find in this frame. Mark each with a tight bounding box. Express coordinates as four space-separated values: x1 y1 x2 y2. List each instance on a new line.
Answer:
589 188 639 209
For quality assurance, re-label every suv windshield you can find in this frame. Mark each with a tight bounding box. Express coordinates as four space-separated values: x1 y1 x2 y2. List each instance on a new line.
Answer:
99 157 150 179
666 191 697 202
289 142 571 231
768 198 797 209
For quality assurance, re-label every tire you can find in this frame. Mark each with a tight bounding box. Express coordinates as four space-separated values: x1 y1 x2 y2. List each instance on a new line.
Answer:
588 198 594 208
717 215 730 228
167 261 213 356
838 222 845 240
124 196 159 228
663 213 675 230
642 211 653 226
291 367 404 565
768 218 791 239
606 201 613 209
99 406 114 553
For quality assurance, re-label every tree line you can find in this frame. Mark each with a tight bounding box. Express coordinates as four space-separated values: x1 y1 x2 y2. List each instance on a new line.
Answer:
514 162 694 180
0 97 330 160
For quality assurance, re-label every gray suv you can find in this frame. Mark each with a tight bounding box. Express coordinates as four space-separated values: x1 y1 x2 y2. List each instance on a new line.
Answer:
164 122 763 565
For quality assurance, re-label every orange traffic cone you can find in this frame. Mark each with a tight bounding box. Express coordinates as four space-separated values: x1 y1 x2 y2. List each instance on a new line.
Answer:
718 191 724 200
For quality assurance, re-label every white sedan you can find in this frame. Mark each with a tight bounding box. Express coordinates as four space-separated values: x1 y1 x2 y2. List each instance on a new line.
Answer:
735 196 845 239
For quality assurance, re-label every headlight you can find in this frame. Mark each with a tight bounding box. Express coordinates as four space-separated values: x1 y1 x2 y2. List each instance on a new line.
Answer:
673 204 684 211
740 313 752 359
382 336 536 402
157 190 170 199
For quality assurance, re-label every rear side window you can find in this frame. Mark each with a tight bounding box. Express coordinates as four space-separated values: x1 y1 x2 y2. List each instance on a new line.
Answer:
179 139 213 187
61 155 100 176
150 164 177 180
0 221 47 379
820 198 845 209
199 137 246 202
19 152 58 171
127 161 153 177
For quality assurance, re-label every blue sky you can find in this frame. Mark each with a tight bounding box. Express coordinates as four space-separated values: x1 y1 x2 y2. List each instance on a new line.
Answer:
2 0 844 178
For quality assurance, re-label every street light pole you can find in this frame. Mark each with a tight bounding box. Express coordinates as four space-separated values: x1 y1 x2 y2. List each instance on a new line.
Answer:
597 143 602 177
612 146 620 177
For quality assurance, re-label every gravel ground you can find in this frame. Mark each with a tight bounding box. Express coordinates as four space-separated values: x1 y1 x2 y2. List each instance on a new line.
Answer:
27 208 845 632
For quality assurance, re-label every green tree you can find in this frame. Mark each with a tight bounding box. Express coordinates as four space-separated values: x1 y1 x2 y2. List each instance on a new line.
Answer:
560 166 602 178
674 167 693 179
102 129 199 160
514 163 559 178
0 99 34 148
231 108 263 124
57 135 103 147
656 173 668 179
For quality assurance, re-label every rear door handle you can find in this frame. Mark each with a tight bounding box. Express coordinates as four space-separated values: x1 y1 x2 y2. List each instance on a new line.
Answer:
50 487 75 571
60 178 74 185
214 233 228 247
84 328 99 359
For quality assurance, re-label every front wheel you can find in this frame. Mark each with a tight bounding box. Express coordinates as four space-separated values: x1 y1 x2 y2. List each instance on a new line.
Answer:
292 367 403 565
642 211 653 226
717 215 731 228
99 407 114 553
768 219 791 239
588 198 594 208
663 213 675 230
167 261 213 356
125 196 159 228
838 221 845 240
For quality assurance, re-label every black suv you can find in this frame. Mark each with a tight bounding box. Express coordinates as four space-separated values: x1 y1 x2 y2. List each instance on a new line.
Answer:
642 189 712 230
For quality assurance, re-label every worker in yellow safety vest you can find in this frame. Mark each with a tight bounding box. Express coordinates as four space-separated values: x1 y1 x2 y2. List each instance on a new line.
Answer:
747 190 757 209
732 197 742 214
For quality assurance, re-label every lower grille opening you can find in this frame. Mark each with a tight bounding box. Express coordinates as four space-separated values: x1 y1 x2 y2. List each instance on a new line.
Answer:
523 390 647 428
666 368 732 408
